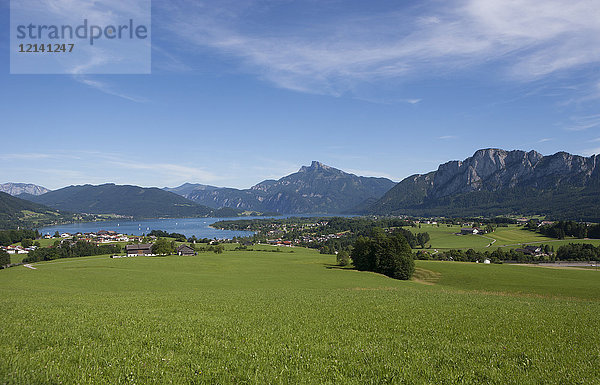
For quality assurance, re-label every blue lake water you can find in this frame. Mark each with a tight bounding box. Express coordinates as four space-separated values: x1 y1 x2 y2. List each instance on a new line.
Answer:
39 217 260 239
39 214 357 240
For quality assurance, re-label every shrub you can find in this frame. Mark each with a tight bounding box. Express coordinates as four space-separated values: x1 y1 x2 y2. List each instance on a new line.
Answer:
0 250 10 267
336 250 350 266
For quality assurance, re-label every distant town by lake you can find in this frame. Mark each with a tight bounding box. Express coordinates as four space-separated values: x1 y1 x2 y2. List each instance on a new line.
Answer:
39 214 357 240
39 217 259 239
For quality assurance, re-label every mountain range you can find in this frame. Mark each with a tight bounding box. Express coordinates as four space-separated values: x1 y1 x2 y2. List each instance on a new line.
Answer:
6 150 600 224
0 183 50 196
368 149 600 221
169 161 397 214
23 184 236 219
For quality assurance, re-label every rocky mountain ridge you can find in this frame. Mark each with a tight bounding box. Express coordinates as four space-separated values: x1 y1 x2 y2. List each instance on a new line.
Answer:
369 149 600 220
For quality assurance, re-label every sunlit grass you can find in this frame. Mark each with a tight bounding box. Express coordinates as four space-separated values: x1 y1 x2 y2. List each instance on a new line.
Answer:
1 249 599 384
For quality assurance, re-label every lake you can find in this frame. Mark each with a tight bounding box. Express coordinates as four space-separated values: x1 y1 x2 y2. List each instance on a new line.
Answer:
39 217 260 239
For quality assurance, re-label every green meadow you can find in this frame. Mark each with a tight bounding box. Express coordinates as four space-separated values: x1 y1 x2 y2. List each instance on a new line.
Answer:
412 224 600 251
1 247 599 384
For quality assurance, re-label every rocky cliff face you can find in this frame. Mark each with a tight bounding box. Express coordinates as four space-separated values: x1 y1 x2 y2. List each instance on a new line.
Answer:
370 149 600 219
0 183 50 196
186 161 396 214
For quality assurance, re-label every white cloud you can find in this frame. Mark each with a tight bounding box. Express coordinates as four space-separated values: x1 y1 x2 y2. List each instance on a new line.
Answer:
156 0 600 95
538 138 553 143
74 76 148 103
438 135 457 140
583 147 600 156
565 114 600 131
0 153 54 160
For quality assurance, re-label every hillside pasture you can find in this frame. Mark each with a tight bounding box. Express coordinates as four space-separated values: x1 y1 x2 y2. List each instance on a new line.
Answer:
416 260 600 299
0 248 599 384
411 224 490 249
412 224 600 251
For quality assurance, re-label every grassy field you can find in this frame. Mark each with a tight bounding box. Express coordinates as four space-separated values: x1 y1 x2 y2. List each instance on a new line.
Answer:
1 248 599 384
412 224 600 251
416 260 600 299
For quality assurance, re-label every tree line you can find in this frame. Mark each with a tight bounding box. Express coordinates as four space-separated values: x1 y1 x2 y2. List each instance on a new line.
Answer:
418 243 599 263
23 241 121 263
527 220 600 240
0 229 39 247
556 243 600 261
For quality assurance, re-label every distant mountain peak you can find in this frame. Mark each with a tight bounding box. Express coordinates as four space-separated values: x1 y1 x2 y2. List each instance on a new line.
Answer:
163 183 219 198
299 161 334 172
0 183 50 196
186 162 396 214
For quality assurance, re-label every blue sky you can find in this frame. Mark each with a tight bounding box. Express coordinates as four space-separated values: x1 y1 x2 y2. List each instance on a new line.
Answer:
1 0 600 190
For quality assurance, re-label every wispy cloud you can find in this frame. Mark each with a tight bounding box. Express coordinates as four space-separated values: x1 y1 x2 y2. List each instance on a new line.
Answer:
538 138 553 143
0 153 55 161
108 160 222 183
0 152 84 161
74 76 148 103
565 114 600 131
13 0 150 75
438 135 457 140
156 0 600 96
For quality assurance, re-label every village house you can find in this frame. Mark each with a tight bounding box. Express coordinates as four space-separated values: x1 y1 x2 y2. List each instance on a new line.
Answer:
177 245 196 256
5 246 29 254
516 245 544 256
460 228 479 235
125 244 153 257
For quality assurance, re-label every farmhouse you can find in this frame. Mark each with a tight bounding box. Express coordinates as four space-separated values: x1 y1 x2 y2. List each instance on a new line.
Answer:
516 245 543 256
177 245 196 256
460 228 479 235
125 244 153 256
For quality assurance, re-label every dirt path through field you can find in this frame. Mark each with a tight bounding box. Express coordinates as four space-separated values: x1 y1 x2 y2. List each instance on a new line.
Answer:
23 264 37 270
478 235 497 247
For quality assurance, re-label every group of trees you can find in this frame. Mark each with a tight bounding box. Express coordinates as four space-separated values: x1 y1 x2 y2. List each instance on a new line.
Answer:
419 242 599 263
418 248 506 263
556 243 600 261
148 238 226 255
193 244 225 254
150 238 177 255
148 230 187 242
23 241 121 263
0 229 39 247
187 235 218 244
148 231 220 245
351 228 415 280
528 220 600 240
0 250 10 267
